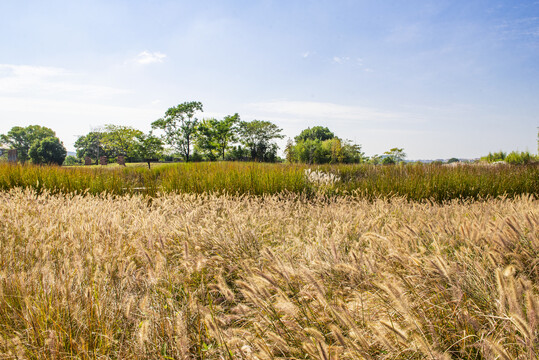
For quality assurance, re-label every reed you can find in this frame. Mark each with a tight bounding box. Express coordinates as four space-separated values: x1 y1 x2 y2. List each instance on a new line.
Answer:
0 189 537 358
0 161 537 200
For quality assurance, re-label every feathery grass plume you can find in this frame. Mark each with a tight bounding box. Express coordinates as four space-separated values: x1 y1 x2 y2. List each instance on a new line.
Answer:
484 338 513 360
1 188 538 358
380 320 408 342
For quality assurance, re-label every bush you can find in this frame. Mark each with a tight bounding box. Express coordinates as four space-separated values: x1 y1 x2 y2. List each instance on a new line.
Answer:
481 151 506 162
29 137 67 165
504 151 534 165
63 155 81 166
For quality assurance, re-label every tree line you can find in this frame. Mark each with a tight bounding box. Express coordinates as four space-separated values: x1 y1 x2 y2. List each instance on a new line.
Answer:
0 100 396 166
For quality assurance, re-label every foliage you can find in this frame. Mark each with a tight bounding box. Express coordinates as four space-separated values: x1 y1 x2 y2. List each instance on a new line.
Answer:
383 147 406 163
100 124 143 160
74 131 107 164
133 133 164 168
0 125 56 162
481 151 507 162
504 151 535 165
63 155 80 166
381 156 396 165
238 120 284 162
294 126 335 142
287 134 365 164
152 101 203 162
196 114 240 161
447 157 460 163
28 136 67 165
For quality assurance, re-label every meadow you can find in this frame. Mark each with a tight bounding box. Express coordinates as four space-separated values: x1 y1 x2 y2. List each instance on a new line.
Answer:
0 162 538 359
0 161 538 201
0 188 537 359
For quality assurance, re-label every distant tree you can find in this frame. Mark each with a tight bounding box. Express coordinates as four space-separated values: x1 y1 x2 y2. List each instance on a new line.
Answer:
238 120 284 162
381 156 396 165
133 133 164 169
74 131 107 164
480 151 506 163
340 140 365 163
287 126 364 164
195 118 220 161
284 138 296 163
295 126 335 142
101 125 143 160
368 154 382 165
63 155 81 166
214 113 240 160
447 157 460 164
1 125 56 162
384 148 406 163
152 101 203 162
29 137 67 165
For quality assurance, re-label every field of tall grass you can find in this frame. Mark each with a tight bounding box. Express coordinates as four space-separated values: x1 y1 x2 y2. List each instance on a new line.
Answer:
0 188 537 359
0 161 537 201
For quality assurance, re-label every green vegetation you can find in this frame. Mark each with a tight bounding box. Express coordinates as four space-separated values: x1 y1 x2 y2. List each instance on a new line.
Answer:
0 161 537 201
28 136 67 165
0 125 62 163
481 150 537 165
1 189 537 358
286 126 365 164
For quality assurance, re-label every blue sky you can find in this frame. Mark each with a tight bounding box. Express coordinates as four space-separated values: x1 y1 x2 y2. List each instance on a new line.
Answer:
1 0 538 159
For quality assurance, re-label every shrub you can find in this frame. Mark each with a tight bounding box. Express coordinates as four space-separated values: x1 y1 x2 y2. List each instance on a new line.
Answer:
504 151 534 165
29 137 67 165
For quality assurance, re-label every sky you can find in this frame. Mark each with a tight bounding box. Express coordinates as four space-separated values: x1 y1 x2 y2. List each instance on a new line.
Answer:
0 0 538 160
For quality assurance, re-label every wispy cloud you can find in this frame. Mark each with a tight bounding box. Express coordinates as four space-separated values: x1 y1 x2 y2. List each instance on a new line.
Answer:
0 64 127 98
246 100 420 124
332 56 350 64
133 51 167 65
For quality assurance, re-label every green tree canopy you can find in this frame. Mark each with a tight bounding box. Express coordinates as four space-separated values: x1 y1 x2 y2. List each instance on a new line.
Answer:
152 101 203 162
74 131 107 163
133 133 164 168
0 125 56 162
196 113 240 160
101 125 143 159
29 137 67 165
294 126 335 142
384 148 406 163
286 126 364 164
239 120 284 162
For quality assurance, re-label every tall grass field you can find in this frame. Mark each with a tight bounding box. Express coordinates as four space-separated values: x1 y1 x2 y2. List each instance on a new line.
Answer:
0 162 537 358
0 189 537 359
0 162 537 200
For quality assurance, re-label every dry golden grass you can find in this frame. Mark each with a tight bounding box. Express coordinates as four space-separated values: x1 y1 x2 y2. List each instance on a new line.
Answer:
0 189 537 359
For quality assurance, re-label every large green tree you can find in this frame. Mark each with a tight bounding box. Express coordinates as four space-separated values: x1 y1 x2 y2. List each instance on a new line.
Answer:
196 113 240 160
238 120 284 162
133 133 164 169
0 125 56 162
152 101 203 162
294 126 335 142
28 137 67 165
101 125 143 160
384 147 406 163
286 126 364 164
74 131 107 164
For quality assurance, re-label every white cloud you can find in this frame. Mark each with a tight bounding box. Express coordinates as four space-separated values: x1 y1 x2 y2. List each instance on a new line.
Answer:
302 51 311 58
133 51 167 65
0 96 162 150
0 64 128 98
332 56 350 64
